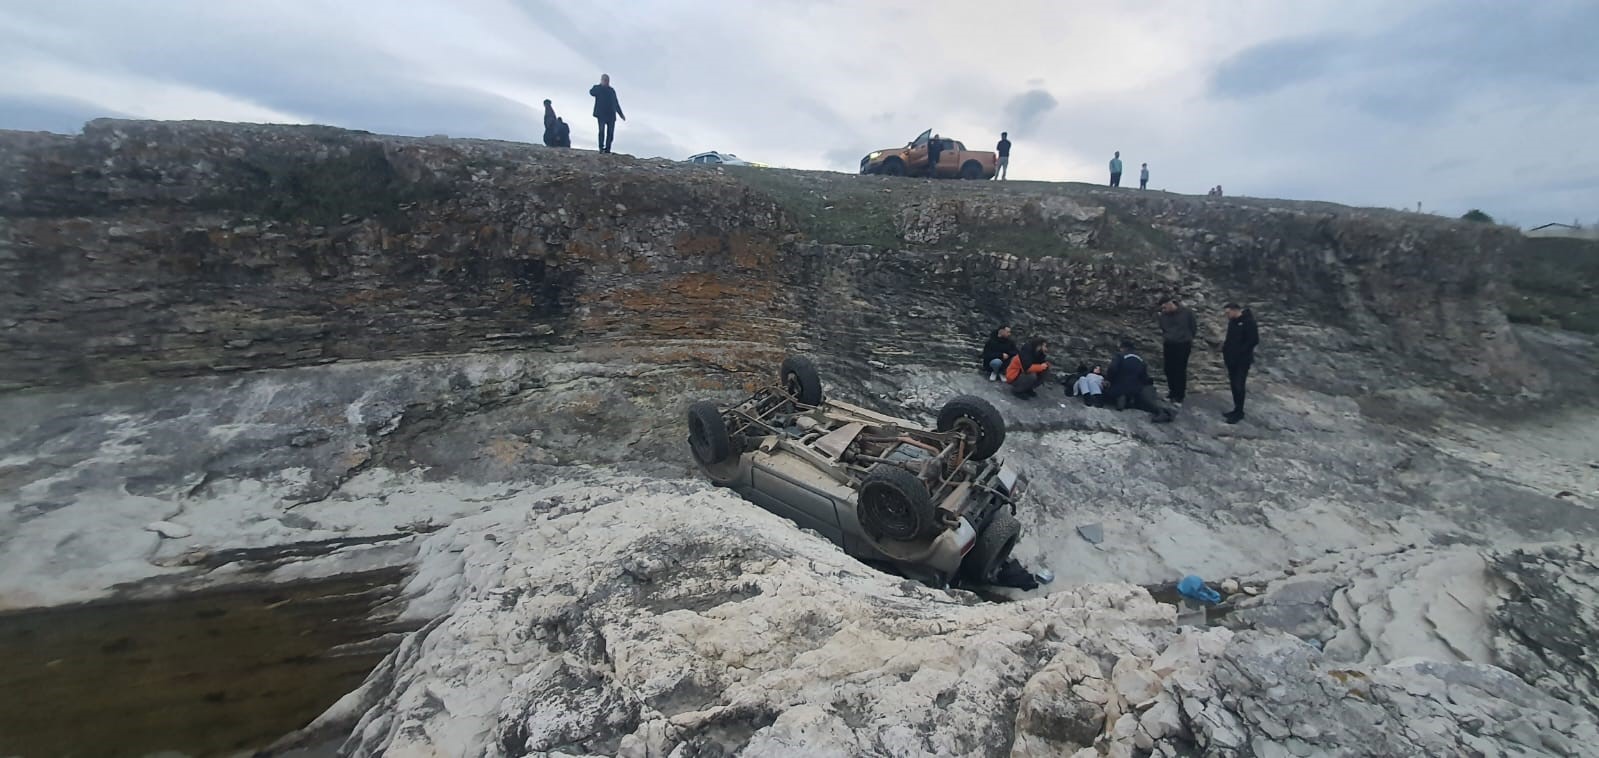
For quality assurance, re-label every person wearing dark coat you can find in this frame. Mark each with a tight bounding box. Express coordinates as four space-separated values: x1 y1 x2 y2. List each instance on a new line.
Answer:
980 325 1018 380
926 135 944 178
1158 298 1198 404
542 99 559 146
1105 340 1175 422
589 74 626 153
1222 303 1259 424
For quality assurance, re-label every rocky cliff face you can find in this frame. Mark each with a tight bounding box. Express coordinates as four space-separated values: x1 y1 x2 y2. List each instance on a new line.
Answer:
1 120 1532 394
3 121 1596 757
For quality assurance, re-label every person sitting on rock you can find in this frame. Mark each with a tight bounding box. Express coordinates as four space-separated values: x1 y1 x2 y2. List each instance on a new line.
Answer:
1105 340 1175 422
981 325 1018 381
1004 338 1051 398
1073 364 1106 407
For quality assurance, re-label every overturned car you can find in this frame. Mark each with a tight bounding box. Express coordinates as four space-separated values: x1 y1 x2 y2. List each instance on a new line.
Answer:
686 356 1029 588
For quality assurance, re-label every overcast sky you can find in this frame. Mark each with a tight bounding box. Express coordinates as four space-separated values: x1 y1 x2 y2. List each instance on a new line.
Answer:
2 0 1595 225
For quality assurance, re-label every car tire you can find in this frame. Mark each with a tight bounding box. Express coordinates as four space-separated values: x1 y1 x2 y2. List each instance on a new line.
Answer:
961 161 984 180
687 400 732 466
779 355 824 406
962 509 1020 583
859 465 937 542
936 394 1006 460
881 157 906 177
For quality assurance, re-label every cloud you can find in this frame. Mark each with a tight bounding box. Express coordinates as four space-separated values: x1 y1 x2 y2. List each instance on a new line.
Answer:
1001 90 1058 138
1210 37 1343 99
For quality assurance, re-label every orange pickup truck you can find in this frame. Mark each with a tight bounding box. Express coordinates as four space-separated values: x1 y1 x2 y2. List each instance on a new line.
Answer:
859 129 997 180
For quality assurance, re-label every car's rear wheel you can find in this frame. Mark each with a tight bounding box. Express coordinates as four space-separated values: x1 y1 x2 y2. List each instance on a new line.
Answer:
859 465 937 541
779 355 824 406
687 401 732 466
936 395 1006 460
963 509 1020 583
881 157 906 177
961 161 984 180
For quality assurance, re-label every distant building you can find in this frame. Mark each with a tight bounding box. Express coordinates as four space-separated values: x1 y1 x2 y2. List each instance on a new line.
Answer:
1525 222 1599 240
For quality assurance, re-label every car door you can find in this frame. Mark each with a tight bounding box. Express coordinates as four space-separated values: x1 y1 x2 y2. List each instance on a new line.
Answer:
747 463 845 545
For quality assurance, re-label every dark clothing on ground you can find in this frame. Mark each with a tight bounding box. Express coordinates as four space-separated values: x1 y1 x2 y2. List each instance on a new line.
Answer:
980 331 1018 370
596 118 615 152
1163 340 1192 402
993 557 1039 591
554 119 571 148
1081 393 1104 407
996 138 1011 158
1110 172 1122 187
1223 308 1259 414
1158 306 1197 401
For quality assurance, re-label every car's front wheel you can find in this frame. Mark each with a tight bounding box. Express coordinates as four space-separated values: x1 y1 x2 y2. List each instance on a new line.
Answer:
687 401 732 466
858 465 937 541
880 157 906 177
779 355 824 406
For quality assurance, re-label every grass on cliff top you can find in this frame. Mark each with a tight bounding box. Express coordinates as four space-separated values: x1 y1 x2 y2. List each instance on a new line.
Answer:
1506 237 1599 334
728 166 1106 259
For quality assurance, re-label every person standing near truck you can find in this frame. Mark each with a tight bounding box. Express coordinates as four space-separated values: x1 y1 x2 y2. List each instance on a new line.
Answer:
589 74 625 154
995 132 1011 180
927 134 945 178
1140 162 1150 190
1109 151 1123 187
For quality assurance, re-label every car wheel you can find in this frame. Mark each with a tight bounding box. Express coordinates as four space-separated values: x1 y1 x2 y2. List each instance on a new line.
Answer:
962 509 1020 583
859 465 937 541
881 157 906 177
936 394 1006 460
961 161 983 180
779 355 824 406
687 400 732 465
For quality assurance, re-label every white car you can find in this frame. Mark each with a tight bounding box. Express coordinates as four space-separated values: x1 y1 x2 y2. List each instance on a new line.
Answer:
686 151 756 167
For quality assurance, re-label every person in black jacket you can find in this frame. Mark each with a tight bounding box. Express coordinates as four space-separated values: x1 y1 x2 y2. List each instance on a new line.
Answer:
589 74 626 153
980 325 1017 380
542 99 559 146
1105 340 1175 422
1222 303 1259 424
926 135 944 178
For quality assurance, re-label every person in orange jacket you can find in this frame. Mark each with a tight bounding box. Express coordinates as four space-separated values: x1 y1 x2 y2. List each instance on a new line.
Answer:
1004 338 1052 398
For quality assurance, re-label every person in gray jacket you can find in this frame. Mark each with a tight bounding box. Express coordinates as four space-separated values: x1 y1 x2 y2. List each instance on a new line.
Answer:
1158 298 1198 404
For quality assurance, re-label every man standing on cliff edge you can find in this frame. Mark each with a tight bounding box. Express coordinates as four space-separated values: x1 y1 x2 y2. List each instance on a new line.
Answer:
590 74 626 154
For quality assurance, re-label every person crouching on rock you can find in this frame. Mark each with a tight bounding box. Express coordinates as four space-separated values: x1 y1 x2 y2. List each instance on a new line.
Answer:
1105 340 1175 422
1005 338 1051 398
1074 364 1106 407
981 325 1018 381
